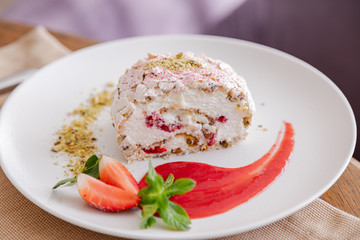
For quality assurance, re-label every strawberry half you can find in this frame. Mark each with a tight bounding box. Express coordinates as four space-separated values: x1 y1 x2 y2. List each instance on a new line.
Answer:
77 173 140 212
99 155 139 195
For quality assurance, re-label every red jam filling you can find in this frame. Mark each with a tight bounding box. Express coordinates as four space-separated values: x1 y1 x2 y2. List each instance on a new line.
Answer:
207 132 217 146
145 112 183 132
143 146 167 154
215 116 228 123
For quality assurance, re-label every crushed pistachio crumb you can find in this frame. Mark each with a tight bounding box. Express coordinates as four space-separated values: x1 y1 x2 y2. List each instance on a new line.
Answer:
145 52 203 71
107 82 115 87
52 89 113 175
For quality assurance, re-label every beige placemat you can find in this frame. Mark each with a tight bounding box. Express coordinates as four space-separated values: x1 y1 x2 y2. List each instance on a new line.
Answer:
0 26 360 240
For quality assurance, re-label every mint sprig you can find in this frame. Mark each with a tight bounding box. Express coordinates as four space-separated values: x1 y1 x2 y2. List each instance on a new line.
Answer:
53 154 99 189
82 154 100 179
138 161 196 230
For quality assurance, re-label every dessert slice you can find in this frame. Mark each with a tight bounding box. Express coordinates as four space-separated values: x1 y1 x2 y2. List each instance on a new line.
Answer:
111 52 255 162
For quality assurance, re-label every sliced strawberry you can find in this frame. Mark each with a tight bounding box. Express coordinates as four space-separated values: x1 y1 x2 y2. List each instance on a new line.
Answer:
77 173 140 212
99 155 139 195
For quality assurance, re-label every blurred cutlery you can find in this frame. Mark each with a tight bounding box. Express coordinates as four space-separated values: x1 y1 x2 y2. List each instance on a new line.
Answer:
0 68 38 93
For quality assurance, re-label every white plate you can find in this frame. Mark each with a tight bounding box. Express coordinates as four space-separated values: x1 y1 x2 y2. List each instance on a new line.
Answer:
0 35 356 240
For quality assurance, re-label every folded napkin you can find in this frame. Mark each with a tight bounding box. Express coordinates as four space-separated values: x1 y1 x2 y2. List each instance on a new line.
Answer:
0 25 70 79
0 25 70 106
0 26 359 240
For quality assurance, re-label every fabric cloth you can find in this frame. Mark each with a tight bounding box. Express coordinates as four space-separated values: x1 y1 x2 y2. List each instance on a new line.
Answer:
0 25 70 79
0 26 360 240
0 25 69 106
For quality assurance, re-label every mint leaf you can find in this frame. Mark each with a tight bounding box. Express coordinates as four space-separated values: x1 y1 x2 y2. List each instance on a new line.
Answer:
139 160 195 231
140 203 159 229
82 154 100 179
145 160 157 185
84 154 98 168
156 193 169 210
52 177 77 189
138 187 158 205
158 201 191 231
142 204 158 218
153 175 164 192
82 164 99 179
163 178 196 197
53 154 100 189
164 174 174 189
140 216 156 229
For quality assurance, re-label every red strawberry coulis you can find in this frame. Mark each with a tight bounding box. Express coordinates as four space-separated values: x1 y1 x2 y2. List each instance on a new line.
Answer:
139 122 295 219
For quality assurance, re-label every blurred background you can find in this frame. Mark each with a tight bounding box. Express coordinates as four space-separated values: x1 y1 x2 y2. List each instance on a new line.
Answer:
0 0 359 158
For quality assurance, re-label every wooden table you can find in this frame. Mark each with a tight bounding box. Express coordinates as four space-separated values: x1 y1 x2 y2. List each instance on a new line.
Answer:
0 20 359 217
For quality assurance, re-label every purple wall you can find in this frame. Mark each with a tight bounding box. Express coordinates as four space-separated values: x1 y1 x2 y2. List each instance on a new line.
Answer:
206 0 360 158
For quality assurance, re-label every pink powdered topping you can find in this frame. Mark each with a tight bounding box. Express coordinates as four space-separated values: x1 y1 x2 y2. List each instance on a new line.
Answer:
118 53 242 94
145 112 183 132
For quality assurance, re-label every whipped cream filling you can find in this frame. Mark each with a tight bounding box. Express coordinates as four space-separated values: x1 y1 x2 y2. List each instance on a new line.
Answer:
114 88 249 147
